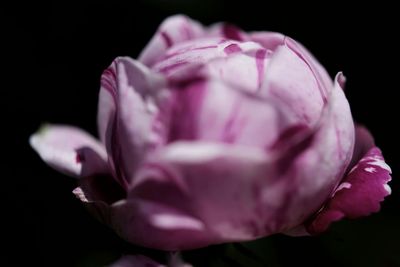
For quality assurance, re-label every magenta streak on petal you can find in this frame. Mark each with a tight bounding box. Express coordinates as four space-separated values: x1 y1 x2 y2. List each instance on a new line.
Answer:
168 80 206 142
101 69 118 106
224 44 242 55
221 101 243 143
159 61 189 73
160 31 173 47
222 24 243 41
255 49 267 90
102 63 129 190
103 67 117 81
181 21 193 39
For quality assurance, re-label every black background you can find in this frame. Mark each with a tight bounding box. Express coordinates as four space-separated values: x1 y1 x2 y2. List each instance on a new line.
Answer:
4 1 400 266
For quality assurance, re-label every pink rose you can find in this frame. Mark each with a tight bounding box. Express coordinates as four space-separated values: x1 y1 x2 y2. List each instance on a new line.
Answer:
30 15 392 250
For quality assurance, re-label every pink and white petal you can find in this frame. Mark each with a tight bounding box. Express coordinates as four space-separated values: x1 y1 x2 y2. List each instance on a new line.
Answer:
200 46 272 93
260 43 325 126
139 15 205 67
307 147 392 234
110 198 218 250
152 37 227 81
108 255 165 267
153 38 263 84
249 31 285 51
166 78 297 148
29 124 108 178
98 57 167 187
128 142 285 246
277 74 355 231
252 32 332 100
284 37 333 98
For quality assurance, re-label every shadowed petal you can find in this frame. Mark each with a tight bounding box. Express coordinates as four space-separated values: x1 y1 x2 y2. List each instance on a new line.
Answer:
72 173 125 224
348 125 375 170
29 125 108 178
110 197 218 250
98 57 166 187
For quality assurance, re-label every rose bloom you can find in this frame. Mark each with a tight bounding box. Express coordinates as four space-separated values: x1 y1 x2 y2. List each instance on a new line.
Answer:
30 15 391 250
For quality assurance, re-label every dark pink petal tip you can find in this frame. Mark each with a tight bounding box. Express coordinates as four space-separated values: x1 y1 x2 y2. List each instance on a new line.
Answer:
307 147 392 234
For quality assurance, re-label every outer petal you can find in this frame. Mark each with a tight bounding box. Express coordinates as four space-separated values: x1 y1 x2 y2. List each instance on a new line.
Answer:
110 197 218 250
112 142 275 250
98 57 166 187
284 37 333 98
260 43 325 126
306 148 392 234
139 15 205 67
29 125 108 177
277 73 355 233
251 32 332 98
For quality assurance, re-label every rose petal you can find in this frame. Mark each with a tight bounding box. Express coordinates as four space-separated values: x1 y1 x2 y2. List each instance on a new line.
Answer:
120 142 274 249
165 78 296 148
110 197 218 250
98 57 166 187
29 124 108 178
200 45 272 93
278 73 355 232
306 147 392 234
261 43 325 126
152 37 264 83
139 15 205 67
284 37 333 98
